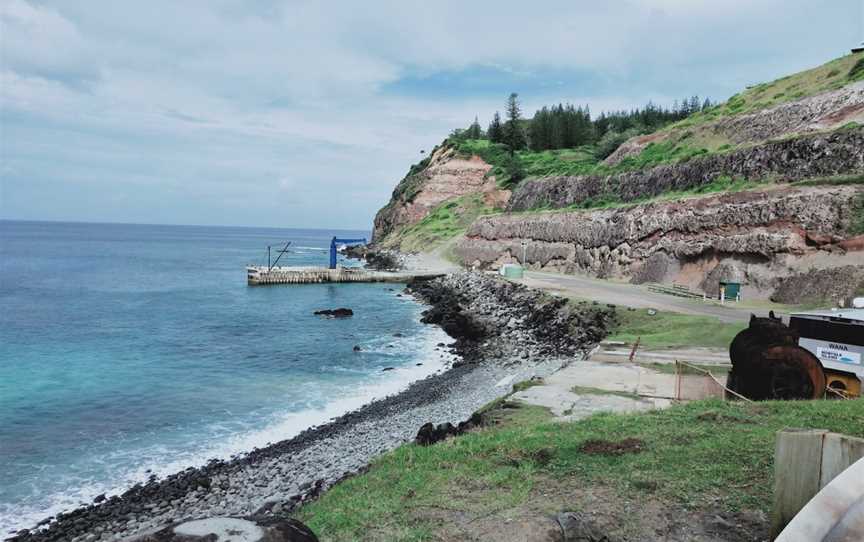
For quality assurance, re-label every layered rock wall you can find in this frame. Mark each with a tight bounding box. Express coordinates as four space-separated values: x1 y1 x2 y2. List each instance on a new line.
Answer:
458 185 864 295
508 127 864 211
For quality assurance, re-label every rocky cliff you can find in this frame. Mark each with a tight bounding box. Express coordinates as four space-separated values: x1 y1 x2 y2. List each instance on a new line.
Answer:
370 57 864 299
508 127 864 211
372 145 509 245
457 185 864 296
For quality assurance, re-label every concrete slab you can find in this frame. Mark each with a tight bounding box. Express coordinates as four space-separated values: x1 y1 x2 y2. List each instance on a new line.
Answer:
511 360 678 422
543 360 678 399
173 518 263 541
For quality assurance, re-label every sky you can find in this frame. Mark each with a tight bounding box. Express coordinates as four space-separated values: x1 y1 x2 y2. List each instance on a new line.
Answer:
1 1 863 230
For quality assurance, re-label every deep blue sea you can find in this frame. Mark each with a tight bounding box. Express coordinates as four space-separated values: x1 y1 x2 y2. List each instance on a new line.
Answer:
0 221 450 534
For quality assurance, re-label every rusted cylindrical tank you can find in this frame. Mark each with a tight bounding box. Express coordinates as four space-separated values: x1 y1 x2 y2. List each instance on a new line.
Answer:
727 313 826 400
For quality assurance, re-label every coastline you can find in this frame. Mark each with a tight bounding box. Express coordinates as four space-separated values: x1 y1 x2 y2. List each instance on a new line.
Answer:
9 271 614 542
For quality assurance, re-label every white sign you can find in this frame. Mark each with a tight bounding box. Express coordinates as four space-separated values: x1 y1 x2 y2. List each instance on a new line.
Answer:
816 346 862 366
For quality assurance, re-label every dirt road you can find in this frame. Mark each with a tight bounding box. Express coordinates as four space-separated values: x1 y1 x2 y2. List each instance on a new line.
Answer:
520 270 777 323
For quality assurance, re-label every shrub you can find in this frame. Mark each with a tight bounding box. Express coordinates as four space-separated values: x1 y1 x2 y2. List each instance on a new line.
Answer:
848 56 864 81
501 155 525 188
595 128 638 160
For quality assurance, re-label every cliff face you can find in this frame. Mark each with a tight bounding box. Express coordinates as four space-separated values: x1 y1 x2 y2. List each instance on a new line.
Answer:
370 60 864 297
372 146 509 245
509 127 864 212
457 185 864 296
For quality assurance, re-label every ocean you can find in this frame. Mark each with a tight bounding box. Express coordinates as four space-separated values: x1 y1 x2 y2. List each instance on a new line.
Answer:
0 221 450 534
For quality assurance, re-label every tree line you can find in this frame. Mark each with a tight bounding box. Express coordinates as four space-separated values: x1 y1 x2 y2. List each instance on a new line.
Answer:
452 92 713 157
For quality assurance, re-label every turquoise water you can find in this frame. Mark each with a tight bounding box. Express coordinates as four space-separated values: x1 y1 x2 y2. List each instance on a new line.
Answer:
0 221 449 533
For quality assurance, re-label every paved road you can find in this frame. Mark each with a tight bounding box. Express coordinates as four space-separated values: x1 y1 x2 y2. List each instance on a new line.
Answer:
520 270 777 324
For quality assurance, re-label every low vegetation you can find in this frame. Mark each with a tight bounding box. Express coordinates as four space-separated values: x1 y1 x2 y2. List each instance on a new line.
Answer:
380 193 494 251
679 52 863 124
607 308 746 349
849 192 864 236
295 399 864 541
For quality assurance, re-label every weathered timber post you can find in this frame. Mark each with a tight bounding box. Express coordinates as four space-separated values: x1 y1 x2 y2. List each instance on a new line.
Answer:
772 429 828 538
771 429 864 539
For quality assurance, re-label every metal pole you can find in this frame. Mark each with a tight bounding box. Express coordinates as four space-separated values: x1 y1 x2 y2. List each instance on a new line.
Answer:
268 246 271 270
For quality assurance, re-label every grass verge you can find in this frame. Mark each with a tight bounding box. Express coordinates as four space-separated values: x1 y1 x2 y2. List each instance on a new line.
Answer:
607 308 746 349
295 399 864 541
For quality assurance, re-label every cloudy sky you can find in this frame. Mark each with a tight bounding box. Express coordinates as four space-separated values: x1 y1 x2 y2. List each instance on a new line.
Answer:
1 1 862 229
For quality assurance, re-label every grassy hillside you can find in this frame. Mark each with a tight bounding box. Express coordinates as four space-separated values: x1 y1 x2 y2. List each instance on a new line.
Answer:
689 52 864 122
295 398 864 541
378 53 863 247
378 193 495 252
451 53 864 188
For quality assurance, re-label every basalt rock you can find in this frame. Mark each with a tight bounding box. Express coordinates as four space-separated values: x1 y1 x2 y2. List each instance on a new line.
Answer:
771 265 864 306
415 413 482 446
313 308 353 318
409 272 616 362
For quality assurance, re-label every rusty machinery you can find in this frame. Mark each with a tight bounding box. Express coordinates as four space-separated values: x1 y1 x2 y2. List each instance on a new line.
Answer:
727 308 864 400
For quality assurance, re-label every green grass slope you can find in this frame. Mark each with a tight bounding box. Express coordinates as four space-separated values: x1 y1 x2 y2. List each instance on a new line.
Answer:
295 398 864 541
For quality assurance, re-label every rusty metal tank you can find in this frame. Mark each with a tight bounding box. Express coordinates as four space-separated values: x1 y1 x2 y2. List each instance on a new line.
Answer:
727 312 826 400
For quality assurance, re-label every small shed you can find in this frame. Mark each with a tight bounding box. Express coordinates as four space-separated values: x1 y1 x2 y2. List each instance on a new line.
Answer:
719 281 741 301
852 42 864 54
500 263 524 279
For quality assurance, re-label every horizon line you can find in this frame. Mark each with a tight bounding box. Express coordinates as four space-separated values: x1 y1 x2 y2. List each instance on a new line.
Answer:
0 217 372 233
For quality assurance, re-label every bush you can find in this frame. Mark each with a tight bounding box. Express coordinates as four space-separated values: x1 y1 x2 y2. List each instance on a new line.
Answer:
501 155 525 188
594 128 638 160
848 56 864 82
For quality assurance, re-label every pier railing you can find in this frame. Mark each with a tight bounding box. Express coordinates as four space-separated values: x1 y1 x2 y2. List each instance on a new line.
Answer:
246 266 441 285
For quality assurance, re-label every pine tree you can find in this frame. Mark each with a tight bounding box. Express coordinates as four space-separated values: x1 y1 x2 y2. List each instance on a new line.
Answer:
529 107 551 151
503 92 526 155
487 112 503 143
467 116 482 139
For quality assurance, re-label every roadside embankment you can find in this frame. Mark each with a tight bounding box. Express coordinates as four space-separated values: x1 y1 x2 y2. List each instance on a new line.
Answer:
458 184 864 297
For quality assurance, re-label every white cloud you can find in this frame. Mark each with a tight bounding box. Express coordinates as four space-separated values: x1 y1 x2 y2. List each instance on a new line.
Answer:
1 0 862 227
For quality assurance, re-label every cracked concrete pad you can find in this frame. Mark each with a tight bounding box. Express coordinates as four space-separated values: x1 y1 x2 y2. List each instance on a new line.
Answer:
511 361 675 421
173 518 263 541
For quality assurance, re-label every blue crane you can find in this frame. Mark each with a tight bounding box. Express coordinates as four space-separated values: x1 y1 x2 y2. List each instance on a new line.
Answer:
329 237 367 269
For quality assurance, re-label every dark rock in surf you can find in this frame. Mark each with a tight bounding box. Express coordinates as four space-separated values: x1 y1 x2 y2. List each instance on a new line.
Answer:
313 308 353 318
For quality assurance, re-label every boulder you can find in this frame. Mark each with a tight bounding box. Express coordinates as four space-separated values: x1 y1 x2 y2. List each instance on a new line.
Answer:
313 308 353 318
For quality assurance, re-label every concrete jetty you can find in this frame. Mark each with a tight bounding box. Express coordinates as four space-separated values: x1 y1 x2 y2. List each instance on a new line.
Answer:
246 266 441 285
